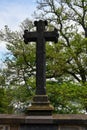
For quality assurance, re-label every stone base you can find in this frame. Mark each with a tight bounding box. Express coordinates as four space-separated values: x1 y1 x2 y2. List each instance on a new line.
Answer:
26 95 54 116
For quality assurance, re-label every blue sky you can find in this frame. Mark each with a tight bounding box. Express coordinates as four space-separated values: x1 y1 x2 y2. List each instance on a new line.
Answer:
0 0 36 30
0 0 37 68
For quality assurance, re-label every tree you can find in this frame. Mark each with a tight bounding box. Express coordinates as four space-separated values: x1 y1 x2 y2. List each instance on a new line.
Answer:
47 81 87 114
0 21 36 113
36 0 87 36
34 0 87 112
34 0 87 83
0 12 87 113
0 72 13 113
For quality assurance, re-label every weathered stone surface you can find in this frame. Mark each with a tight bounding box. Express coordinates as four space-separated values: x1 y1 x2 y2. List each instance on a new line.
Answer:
26 95 54 115
23 20 59 96
10 125 18 130
0 114 87 130
59 126 85 130
0 114 87 125
0 125 10 130
20 125 58 130
23 20 59 115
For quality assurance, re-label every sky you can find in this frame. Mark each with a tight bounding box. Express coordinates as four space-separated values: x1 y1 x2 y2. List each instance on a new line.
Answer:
0 0 36 30
0 0 37 68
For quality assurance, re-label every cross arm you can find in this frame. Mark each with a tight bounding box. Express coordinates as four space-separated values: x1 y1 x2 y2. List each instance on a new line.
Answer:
23 30 37 44
44 28 59 43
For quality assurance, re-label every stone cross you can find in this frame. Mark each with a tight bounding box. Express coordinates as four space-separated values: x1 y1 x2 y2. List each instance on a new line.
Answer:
23 20 59 95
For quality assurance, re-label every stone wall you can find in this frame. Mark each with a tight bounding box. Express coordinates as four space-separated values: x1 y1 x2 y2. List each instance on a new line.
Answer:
0 114 87 130
0 125 10 130
0 125 86 130
59 126 86 130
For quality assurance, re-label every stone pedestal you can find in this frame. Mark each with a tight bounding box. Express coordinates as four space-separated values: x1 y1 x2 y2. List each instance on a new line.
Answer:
26 95 54 115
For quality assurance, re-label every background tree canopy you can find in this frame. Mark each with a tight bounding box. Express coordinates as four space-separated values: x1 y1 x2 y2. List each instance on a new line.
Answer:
0 0 87 114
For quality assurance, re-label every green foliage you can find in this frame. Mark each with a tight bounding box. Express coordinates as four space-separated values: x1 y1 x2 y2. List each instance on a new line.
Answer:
0 1 87 114
47 81 87 113
0 88 6 113
0 88 13 113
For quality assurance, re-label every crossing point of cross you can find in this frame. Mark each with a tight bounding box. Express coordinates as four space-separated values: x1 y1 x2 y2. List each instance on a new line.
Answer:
23 20 59 115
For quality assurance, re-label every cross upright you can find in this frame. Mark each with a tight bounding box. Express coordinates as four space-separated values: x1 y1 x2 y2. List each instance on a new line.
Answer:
23 20 59 96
